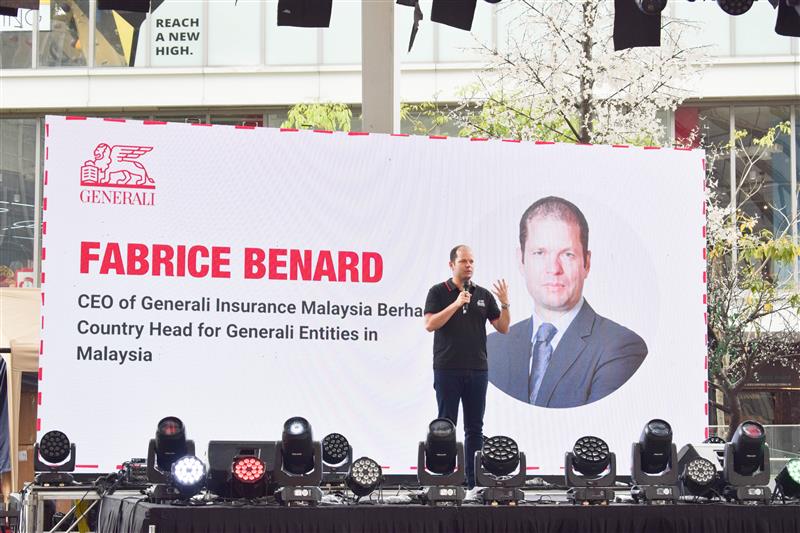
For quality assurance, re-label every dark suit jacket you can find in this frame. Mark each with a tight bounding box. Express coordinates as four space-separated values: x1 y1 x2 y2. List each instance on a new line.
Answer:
487 301 647 408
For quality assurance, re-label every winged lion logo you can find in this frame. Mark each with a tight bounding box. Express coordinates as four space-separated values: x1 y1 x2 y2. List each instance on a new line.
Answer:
80 144 155 189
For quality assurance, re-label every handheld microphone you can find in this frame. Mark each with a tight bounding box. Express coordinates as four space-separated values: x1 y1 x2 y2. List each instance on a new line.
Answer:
462 280 471 314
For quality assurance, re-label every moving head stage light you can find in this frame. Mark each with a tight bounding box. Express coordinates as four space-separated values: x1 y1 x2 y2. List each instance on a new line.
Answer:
345 457 383 500
631 419 679 503
774 459 800 502
147 416 195 483
322 433 353 484
722 420 771 503
34 430 76 486
474 435 526 505
565 436 616 505
418 418 466 506
273 417 323 506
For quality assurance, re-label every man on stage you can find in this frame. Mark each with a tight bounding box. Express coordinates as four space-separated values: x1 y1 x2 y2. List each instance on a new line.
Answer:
424 245 510 488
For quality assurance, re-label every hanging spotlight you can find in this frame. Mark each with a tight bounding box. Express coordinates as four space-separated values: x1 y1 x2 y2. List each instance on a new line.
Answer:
322 433 353 484
722 420 771 502
474 435 526 505
417 418 465 506
774 459 800 501
147 416 195 483
631 419 679 502
614 0 662 50
272 417 323 506
277 0 333 28
717 0 754 15
34 430 76 486
636 0 668 15
170 455 206 499
345 457 383 499
775 0 800 38
230 455 268 498
681 457 718 497
565 436 616 504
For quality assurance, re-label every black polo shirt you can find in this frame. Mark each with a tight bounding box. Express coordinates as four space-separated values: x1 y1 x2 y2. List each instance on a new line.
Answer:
424 279 501 370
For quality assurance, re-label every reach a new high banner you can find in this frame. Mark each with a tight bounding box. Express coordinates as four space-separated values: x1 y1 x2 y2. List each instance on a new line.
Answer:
40 116 707 474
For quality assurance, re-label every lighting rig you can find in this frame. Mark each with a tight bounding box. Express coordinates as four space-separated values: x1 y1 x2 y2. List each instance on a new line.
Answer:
474 435 526 505
722 421 771 503
565 436 616 505
272 417 323 506
417 418 465 506
630 419 679 503
34 430 76 486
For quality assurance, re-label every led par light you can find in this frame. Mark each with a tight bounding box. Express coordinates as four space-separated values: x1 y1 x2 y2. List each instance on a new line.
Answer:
681 457 718 497
717 0 754 15
322 433 352 483
34 430 76 486
345 457 383 499
170 455 206 498
273 417 323 506
417 418 465 506
722 421 771 503
206 441 274 498
147 416 195 483
231 455 267 498
631 419 679 502
565 436 616 505
474 435 526 505
774 459 800 501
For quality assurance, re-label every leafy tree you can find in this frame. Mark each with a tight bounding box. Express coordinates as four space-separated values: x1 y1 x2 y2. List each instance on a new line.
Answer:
281 103 353 132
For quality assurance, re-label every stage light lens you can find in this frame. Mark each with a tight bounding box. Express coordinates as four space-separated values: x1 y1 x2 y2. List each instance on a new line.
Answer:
39 431 71 464
716 0 754 16
171 455 206 496
322 433 350 466
425 418 457 475
154 416 188 472
346 457 382 497
232 456 266 484
635 0 667 15
572 436 610 477
159 418 183 436
639 419 673 474
481 435 520 476
731 420 766 476
774 459 800 499
682 457 717 496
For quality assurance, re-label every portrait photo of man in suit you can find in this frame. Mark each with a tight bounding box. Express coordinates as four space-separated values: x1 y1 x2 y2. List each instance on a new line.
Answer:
487 196 648 408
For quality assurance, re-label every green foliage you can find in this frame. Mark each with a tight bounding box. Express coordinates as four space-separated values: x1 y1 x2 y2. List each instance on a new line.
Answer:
281 103 353 132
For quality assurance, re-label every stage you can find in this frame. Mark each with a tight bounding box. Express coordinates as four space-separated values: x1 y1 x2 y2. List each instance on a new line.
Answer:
97 493 800 533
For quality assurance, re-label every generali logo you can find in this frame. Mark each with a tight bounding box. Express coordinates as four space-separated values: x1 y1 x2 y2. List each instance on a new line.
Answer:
79 143 156 206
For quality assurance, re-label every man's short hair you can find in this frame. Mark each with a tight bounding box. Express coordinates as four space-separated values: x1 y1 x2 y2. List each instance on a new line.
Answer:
519 197 589 263
450 244 468 263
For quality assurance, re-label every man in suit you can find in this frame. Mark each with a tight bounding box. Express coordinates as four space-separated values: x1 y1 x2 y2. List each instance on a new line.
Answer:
487 196 647 408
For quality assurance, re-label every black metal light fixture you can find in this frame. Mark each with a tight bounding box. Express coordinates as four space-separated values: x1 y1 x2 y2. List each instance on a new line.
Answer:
206 441 274 498
474 435 526 505
273 417 323 506
681 457 718 497
565 436 616 504
631 419 679 502
34 430 76 486
322 432 352 483
277 0 333 28
722 420 771 503
614 0 662 50
717 0 754 16
231 455 268 498
636 0 668 14
774 459 800 501
147 416 195 483
417 418 465 506
169 455 206 499
345 457 383 499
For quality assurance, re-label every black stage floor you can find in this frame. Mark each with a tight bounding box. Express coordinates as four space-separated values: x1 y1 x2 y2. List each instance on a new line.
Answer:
97 493 800 533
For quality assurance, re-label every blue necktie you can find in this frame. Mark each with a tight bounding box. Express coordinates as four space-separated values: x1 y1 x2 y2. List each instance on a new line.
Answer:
529 322 557 404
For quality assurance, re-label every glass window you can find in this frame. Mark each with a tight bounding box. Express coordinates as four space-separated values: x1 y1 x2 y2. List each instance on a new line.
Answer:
732 1 792 56
321 0 360 64
209 0 261 66
93 6 144 67
39 0 90 67
0 7 43 68
0 118 37 288
734 105 792 281
150 0 204 67
693 106 732 207
396 1 433 64
437 1 493 63
672 0 731 57
265 0 317 65
210 113 264 127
